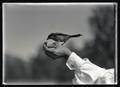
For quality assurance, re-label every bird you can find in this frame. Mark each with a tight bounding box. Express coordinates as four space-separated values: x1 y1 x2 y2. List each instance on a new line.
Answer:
47 32 83 44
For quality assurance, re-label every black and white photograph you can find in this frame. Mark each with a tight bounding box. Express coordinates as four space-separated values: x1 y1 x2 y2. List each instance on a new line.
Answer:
2 3 117 85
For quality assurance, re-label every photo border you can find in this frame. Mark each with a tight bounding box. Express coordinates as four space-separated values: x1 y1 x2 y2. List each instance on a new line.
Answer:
2 2 118 85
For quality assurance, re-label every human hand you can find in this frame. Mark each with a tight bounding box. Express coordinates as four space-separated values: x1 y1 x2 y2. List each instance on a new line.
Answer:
46 39 64 48
43 41 72 60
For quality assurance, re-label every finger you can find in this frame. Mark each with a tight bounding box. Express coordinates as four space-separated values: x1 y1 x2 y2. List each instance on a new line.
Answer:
45 51 57 60
44 48 54 55
43 43 55 52
46 51 62 59
44 41 48 46
42 42 47 51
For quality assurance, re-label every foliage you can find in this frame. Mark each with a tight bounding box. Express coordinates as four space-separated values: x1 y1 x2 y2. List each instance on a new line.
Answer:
79 5 116 68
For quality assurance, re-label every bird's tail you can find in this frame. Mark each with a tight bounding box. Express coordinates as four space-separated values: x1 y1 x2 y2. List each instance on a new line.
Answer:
69 34 83 38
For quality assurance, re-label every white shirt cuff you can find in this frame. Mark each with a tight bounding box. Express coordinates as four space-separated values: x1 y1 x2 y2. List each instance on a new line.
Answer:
66 52 86 70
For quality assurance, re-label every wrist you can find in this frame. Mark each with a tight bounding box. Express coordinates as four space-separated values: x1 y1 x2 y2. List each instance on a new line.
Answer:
64 50 72 60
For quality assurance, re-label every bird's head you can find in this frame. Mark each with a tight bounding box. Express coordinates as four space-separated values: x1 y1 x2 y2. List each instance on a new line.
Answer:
47 33 56 40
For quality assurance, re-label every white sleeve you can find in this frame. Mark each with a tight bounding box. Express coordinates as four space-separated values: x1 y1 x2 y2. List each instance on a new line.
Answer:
66 52 106 84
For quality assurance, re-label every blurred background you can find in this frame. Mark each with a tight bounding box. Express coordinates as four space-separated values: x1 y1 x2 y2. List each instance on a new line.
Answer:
3 3 116 84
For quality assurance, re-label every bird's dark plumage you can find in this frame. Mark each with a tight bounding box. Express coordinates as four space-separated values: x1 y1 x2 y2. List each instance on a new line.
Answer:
47 32 83 44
